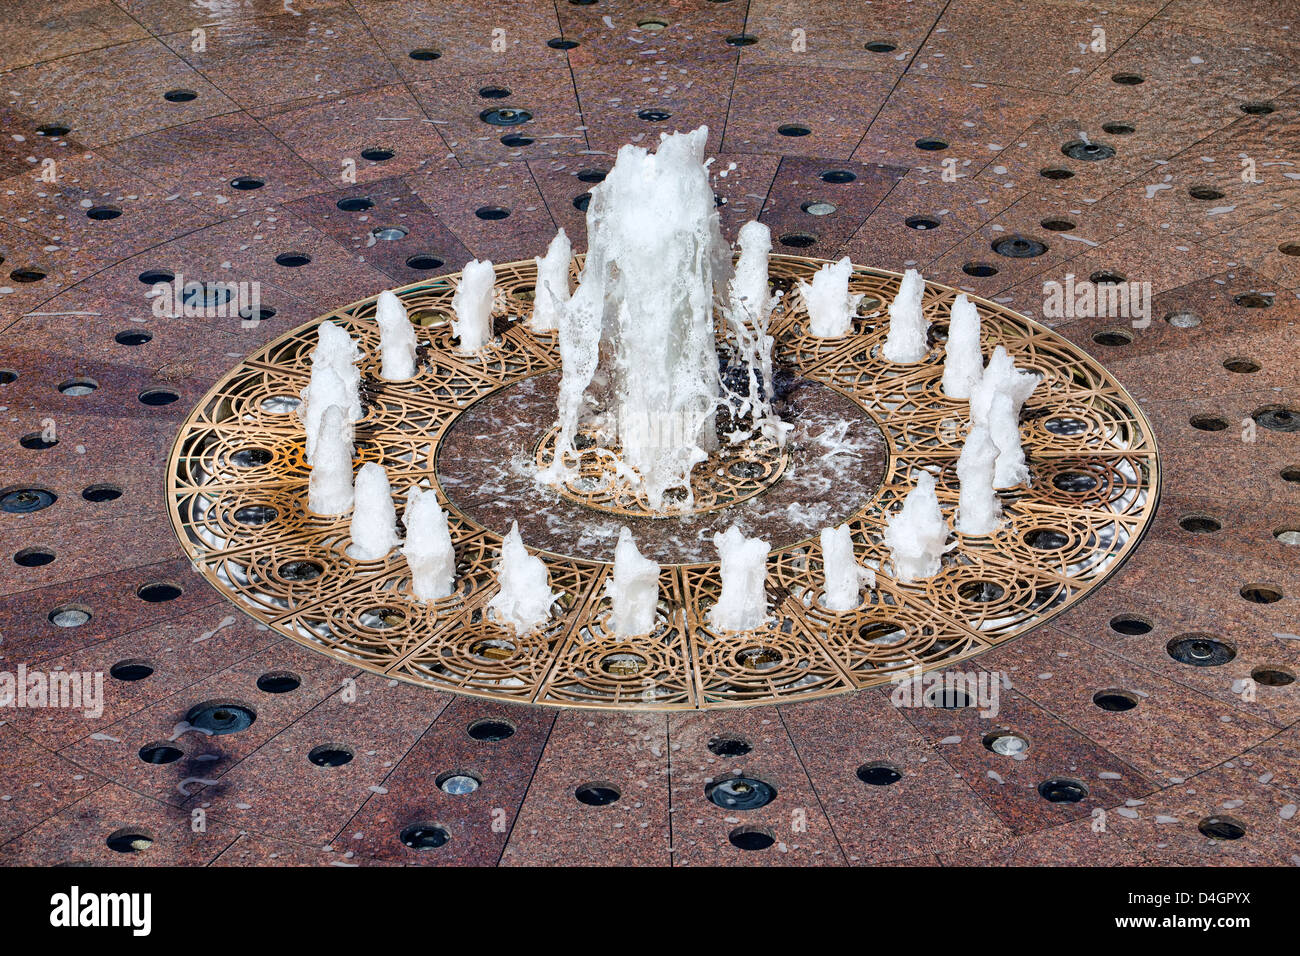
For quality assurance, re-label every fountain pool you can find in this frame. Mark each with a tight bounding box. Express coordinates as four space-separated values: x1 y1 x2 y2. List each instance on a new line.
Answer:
167 251 1158 710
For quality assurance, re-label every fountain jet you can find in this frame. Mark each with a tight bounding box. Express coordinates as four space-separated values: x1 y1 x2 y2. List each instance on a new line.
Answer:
375 290 417 381
799 256 863 338
724 221 788 444
942 294 983 399
403 486 456 601
488 521 556 634
541 126 730 512
820 523 875 611
971 346 1041 489
307 405 354 515
605 527 660 637
707 524 770 632
955 423 1001 536
452 258 496 353
883 472 948 583
882 268 929 363
350 463 400 559
531 229 572 333
300 321 362 462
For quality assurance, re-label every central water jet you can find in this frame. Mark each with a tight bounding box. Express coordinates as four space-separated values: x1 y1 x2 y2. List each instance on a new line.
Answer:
540 127 753 513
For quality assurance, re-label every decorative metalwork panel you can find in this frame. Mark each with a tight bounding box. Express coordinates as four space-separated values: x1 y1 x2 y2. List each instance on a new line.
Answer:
167 256 1159 711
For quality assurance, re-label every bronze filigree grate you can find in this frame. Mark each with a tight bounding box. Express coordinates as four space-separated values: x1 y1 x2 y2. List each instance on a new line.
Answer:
167 255 1159 710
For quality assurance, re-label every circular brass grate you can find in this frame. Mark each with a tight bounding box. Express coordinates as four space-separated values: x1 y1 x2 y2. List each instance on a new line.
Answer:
167 255 1159 710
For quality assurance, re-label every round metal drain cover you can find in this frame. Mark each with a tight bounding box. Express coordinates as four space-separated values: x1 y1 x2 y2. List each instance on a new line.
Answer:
1061 140 1115 161
992 235 1048 258
1038 777 1089 803
400 823 449 849
706 774 777 810
2 488 56 514
480 108 533 126
1167 634 1236 667
186 700 257 735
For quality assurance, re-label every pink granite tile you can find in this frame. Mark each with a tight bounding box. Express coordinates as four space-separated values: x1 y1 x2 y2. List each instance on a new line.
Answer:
501 711 670 866
782 691 1012 862
344 696 553 865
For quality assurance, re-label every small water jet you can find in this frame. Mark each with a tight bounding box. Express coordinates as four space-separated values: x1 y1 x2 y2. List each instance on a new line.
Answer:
724 221 788 444
971 346 1041 489
349 463 400 559
299 321 361 462
531 228 571 333
402 486 456 601
487 521 556 634
819 523 875 611
883 472 948 583
955 423 1001 536
605 526 660 636
307 405 354 515
707 524 770 632
799 256 863 338
882 268 929 363
942 293 983 399
375 289 417 381
452 258 496 353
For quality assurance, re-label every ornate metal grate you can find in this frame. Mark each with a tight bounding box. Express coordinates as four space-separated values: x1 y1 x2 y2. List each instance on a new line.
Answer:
167 255 1159 710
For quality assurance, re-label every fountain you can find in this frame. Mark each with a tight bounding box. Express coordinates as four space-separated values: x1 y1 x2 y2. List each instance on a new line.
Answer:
942 293 983 399
171 125 1160 711
882 268 929 363
402 486 456 601
799 256 863 338
605 527 660 637
971 346 1041 489
487 521 556 634
707 524 770 632
955 424 1001 536
724 221 788 444
452 258 496 353
883 472 948 583
375 290 417 381
819 523 874 611
349 463 400 560
540 127 728 512
531 228 571 333
307 405 354 516
299 322 361 463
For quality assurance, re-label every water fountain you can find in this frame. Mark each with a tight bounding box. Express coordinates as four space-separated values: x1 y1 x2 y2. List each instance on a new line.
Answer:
955 424 1001 536
168 125 1159 711
306 405 354 516
971 346 1042 489
531 228 572 333
942 293 983 399
819 524 874 612
799 256 863 338
882 472 948 583
605 527 660 637
402 487 456 602
882 268 928 363
375 290 417 381
452 258 496 353
349 463 400 560
707 525 770 632
488 521 556 634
